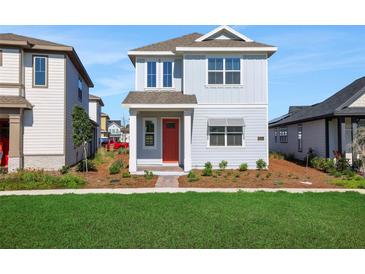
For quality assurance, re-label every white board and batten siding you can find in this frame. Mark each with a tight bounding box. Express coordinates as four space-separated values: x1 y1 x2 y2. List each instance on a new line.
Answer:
0 48 20 96
65 55 89 166
192 107 268 169
269 119 327 161
23 53 65 157
183 54 268 104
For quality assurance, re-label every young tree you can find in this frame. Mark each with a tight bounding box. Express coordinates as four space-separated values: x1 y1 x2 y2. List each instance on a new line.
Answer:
352 126 365 173
72 106 93 172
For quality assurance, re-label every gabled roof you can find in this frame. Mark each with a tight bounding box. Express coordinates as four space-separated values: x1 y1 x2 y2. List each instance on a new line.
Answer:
122 91 197 106
128 26 277 64
101 112 110 119
0 33 93 87
269 76 365 127
89 94 104 106
0 96 32 109
108 120 122 127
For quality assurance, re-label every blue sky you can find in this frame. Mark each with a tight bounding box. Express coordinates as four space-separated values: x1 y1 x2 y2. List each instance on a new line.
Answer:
1 25 365 122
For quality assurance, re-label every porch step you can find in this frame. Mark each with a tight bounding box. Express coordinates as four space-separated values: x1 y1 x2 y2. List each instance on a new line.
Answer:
133 170 187 176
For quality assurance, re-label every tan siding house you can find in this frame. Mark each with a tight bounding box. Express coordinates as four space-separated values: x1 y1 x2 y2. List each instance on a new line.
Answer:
0 33 94 171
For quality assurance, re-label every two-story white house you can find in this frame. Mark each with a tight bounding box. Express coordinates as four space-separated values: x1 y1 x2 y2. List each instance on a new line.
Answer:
89 94 104 148
0 33 94 171
122 26 277 173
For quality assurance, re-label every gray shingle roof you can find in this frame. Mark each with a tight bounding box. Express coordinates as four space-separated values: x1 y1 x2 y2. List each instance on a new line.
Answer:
269 76 365 127
0 33 69 47
89 94 104 106
108 120 122 127
122 91 197 105
0 96 32 109
130 32 274 52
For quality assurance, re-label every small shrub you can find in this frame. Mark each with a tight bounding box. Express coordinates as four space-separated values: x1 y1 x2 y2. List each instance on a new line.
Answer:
256 159 267 170
202 161 213 176
187 170 199 182
336 157 351 172
332 177 365 189
269 151 285 160
256 172 260 178
144 170 154 180
109 159 124 175
239 163 248 172
122 172 131 178
59 165 70 175
234 173 240 178
59 174 86 188
76 160 97 172
216 170 222 176
274 179 284 187
353 158 363 172
219 160 228 170
0 167 7 174
266 172 272 179
118 148 129 155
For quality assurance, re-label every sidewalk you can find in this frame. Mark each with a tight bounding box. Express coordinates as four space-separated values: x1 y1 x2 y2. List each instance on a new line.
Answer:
0 187 364 196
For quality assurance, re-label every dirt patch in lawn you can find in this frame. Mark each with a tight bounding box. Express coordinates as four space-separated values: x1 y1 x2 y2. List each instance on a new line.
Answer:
75 150 157 188
179 158 338 188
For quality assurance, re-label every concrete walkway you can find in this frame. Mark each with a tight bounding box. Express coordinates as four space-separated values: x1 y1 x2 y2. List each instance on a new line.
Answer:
0 188 364 196
155 176 179 188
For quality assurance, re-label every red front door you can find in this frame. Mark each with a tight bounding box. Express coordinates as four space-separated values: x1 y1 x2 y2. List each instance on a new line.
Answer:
162 119 179 162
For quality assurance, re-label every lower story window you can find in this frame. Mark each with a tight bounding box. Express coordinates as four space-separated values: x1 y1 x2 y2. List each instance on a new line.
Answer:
279 127 288 143
209 125 244 147
297 125 303 152
144 118 156 148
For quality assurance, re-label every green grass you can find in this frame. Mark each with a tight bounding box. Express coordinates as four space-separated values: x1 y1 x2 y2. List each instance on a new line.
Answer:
0 192 364 248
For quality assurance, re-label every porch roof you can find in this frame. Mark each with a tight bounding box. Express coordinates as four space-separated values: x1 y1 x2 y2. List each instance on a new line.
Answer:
0 96 32 109
122 91 197 108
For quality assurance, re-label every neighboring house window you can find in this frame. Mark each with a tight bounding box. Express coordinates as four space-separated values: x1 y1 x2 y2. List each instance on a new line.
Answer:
274 128 278 143
147 61 157 88
78 77 83 101
279 127 288 143
208 57 241 85
208 120 245 147
163 61 173 88
225 58 240 84
144 118 156 148
0 50 2 66
297 124 303 152
33 56 47 87
208 58 224 84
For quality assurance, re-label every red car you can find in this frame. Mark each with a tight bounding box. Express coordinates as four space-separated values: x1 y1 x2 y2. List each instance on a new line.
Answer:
106 140 129 150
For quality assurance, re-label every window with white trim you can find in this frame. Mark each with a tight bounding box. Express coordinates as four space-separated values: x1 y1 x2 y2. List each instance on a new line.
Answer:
147 61 157 88
33 56 47 87
274 128 278 143
144 118 156 148
78 77 83 101
208 118 245 147
297 124 303 152
279 127 288 143
163 61 173 87
208 57 241 85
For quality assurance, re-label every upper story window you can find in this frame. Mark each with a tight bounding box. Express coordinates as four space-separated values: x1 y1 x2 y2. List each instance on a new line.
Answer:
33 56 47 87
147 61 157 88
78 77 83 101
208 57 241 85
163 61 173 88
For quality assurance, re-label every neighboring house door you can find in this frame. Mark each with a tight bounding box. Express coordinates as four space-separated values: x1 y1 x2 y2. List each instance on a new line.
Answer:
162 119 179 162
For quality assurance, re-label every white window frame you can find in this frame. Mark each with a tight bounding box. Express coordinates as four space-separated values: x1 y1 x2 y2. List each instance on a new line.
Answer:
207 125 245 148
145 59 158 89
143 117 157 149
33 55 48 88
144 58 175 90
206 56 242 87
162 60 174 89
279 127 288 143
297 124 303 152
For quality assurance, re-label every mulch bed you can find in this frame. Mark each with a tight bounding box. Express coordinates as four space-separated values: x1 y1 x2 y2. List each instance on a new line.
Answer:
77 152 157 188
179 158 338 188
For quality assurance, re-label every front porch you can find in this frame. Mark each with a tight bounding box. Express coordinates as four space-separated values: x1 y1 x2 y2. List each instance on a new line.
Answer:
326 115 365 162
128 109 193 174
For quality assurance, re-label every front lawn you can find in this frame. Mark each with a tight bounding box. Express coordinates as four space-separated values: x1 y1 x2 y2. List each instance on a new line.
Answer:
0 192 364 248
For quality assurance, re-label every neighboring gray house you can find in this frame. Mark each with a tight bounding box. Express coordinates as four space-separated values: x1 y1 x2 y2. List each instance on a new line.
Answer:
89 94 104 149
122 25 277 173
269 76 365 163
0 33 94 171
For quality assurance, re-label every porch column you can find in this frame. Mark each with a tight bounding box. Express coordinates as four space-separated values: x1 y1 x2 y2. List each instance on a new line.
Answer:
8 114 22 172
184 110 192 172
129 109 137 173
